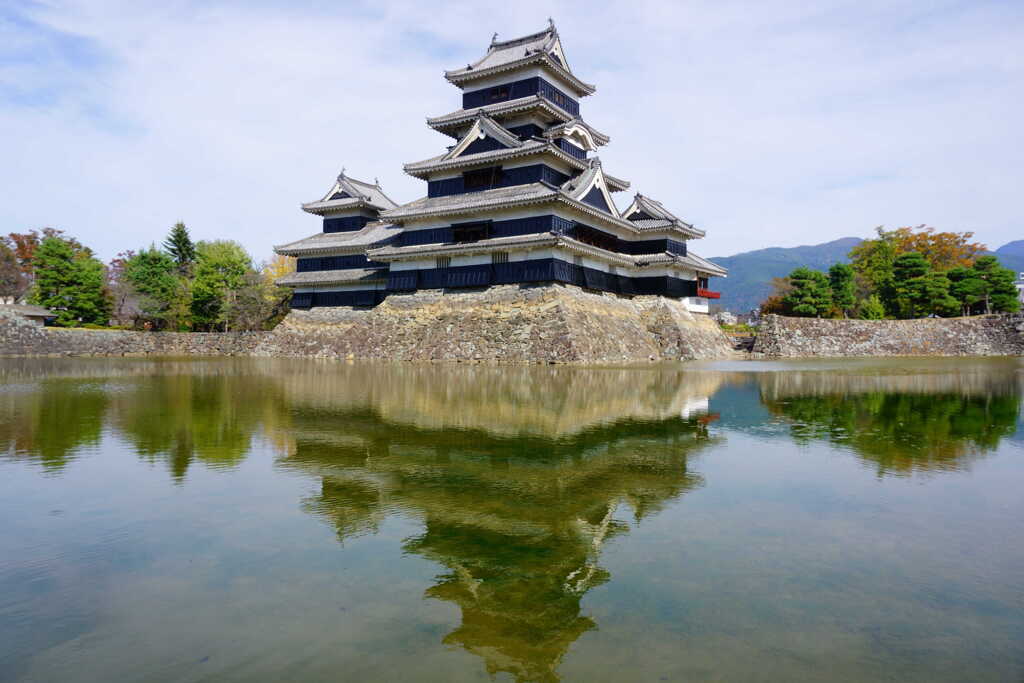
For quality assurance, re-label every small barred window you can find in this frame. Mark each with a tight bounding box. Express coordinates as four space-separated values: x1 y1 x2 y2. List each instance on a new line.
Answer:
436 256 451 269
492 252 509 264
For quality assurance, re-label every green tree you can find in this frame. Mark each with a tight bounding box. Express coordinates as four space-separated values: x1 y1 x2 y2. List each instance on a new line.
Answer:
29 236 111 326
920 271 959 317
163 222 196 275
891 252 932 318
124 247 186 329
828 263 855 318
191 240 251 331
971 255 1020 314
849 228 898 312
783 267 832 317
858 295 886 319
947 266 985 316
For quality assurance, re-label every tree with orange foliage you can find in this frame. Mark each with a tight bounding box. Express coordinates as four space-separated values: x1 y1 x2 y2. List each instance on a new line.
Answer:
887 225 986 271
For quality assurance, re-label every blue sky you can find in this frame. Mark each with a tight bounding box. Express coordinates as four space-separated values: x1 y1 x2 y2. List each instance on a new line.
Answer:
1 0 1021 263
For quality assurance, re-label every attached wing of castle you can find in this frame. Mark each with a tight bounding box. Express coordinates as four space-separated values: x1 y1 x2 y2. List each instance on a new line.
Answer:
274 22 726 312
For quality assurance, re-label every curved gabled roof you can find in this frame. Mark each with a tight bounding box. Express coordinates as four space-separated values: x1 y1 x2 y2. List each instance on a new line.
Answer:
543 119 609 147
445 21 596 96
621 194 705 239
560 158 620 217
274 222 402 257
301 170 399 216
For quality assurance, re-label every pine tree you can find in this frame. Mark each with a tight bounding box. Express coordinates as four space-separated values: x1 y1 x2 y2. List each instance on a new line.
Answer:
783 267 832 317
947 266 985 316
163 222 196 274
972 255 1020 314
123 247 182 329
892 252 931 318
828 263 855 318
858 295 886 320
29 236 110 326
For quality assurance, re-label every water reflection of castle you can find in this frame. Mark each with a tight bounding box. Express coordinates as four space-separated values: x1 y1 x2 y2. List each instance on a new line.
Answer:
1 359 1021 680
274 365 724 683
282 418 716 682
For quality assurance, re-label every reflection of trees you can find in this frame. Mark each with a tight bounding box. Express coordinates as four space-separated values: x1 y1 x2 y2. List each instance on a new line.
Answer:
280 409 717 683
110 371 287 482
0 379 108 472
764 391 1020 476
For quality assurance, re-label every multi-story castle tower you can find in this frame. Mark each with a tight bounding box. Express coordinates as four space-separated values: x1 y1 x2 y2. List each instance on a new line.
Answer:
276 22 725 312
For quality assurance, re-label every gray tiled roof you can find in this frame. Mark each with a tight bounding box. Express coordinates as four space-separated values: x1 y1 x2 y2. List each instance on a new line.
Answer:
622 193 705 239
404 140 586 178
382 183 559 220
445 23 595 96
679 251 728 276
427 96 575 132
302 171 399 215
543 118 610 146
275 222 402 256
0 304 56 318
276 268 386 288
369 232 558 260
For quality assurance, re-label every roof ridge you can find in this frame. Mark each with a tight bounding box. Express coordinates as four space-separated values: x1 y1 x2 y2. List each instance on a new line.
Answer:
488 23 554 50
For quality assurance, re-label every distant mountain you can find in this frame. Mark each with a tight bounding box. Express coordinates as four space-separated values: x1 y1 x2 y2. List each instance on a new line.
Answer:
710 237 1024 313
710 237 862 313
995 241 1024 277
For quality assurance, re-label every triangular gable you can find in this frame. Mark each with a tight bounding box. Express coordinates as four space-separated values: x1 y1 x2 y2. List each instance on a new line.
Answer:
546 33 570 71
581 185 611 213
622 194 674 221
304 170 399 213
444 116 523 161
561 159 619 217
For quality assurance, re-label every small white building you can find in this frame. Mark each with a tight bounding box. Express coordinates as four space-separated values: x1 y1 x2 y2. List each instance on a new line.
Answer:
1015 272 1024 306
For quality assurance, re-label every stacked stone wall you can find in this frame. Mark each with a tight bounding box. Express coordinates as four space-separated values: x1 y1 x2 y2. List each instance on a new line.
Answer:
753 313 1024 358
268 285 734 363
0 308 267 357
0 285 735 363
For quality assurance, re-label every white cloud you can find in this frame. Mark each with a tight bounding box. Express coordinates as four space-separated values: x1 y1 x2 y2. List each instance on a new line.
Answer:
1 0 1021 263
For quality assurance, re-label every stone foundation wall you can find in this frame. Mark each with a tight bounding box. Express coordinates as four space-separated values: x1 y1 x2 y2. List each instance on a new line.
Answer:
267 284 734 363
0 285 735 363
753 313 1024 357
0 308 267 357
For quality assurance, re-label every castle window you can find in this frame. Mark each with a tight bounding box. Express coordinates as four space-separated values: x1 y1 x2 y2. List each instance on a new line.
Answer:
492 251 509 264
452 221 490 243
489 86 510 101
463 166 503 190
436 256 451 269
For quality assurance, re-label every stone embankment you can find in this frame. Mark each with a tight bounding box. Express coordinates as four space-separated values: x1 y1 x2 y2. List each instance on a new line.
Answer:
0 308 267 357
0 285 735 363
753 313 1024 358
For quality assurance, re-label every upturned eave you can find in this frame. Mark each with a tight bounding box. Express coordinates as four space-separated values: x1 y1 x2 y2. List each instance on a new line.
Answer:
445 53 596 97
402 142 588 179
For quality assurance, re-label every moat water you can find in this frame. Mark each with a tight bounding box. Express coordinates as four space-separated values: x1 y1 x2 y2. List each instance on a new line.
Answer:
1 357 1022 682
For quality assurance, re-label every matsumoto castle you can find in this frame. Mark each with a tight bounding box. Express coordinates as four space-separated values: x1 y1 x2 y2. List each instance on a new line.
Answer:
275 22 726 313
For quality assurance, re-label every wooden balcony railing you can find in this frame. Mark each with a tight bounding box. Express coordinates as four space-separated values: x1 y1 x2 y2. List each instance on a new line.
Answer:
697 288 721 299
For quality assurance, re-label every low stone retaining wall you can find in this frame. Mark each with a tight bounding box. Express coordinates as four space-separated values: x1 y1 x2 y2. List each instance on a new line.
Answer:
268 284 734 363
0 285 735 363
0 309 267 357
753 314 1024 357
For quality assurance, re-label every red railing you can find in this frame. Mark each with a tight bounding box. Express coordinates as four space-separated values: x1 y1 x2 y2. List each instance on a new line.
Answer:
697 288 721 299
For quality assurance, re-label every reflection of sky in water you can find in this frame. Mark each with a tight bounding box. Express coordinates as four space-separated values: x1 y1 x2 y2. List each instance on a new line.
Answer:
0 357 1022 683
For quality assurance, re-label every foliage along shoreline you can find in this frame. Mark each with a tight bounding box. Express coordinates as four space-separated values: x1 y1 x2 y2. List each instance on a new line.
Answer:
0 224 295 331
761 226 1020 319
